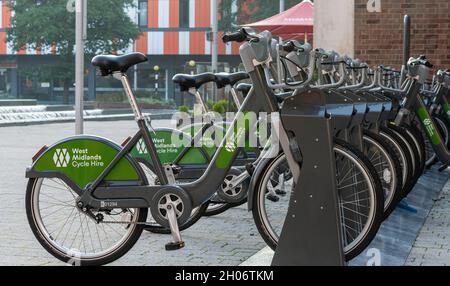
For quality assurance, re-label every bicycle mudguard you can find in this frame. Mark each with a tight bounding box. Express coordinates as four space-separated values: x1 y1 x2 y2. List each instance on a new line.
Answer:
131 128 210 166
246 156 273 211
26 135 146 192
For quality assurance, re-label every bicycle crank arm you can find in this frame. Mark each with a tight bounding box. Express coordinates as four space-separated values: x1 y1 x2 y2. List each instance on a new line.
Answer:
165 203 185 251
228 171 250 188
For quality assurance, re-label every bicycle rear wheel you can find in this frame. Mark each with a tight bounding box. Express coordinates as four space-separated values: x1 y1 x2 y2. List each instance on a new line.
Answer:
26 178 147 266
203 194 247 217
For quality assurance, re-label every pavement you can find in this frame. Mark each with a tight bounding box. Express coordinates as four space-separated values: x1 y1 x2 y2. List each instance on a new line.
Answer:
241 167 450 266
2 119 450 266
406 179 450 266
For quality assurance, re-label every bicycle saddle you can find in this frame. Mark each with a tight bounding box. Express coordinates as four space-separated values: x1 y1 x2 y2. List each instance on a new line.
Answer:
172 73 216 91
236 83 252 97
214 72 249 89
92 52 148 76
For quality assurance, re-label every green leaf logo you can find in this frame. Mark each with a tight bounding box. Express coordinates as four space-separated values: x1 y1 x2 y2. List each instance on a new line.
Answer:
53 149 71 168
423 118 435 138
136 139 148 154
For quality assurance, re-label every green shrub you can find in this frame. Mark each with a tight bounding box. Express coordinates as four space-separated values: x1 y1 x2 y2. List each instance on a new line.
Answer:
178 105 189 113
96 90 175 108
96 92 125 103
212 100 227 114
206 100 215 110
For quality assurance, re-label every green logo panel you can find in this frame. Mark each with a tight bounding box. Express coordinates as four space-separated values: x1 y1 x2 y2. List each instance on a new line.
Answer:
130 129 208 165
34 138 139 189
417 107 442 145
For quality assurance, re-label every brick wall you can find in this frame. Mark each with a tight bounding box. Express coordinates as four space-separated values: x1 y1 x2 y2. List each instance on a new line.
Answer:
354 0 450 69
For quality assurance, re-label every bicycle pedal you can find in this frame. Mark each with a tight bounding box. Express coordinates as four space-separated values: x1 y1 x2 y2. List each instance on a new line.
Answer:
245 163 255 176
438 164 448 172
275 189 287 196
165 241 185 251
266 193 279 202
171 164 182 175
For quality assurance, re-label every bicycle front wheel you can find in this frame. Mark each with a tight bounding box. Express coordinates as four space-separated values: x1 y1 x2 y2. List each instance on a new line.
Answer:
252 141 383 260
363 130 402 219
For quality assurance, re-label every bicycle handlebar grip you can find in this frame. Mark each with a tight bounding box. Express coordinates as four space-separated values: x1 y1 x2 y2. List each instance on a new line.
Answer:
222 31 247 43
408 55 433 68
282 41 297 53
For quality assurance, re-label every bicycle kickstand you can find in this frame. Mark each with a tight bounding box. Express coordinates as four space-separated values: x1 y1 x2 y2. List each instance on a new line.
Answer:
165 203 185 251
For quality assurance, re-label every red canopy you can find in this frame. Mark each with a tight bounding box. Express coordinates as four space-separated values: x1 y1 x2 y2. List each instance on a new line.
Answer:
245 0 314 41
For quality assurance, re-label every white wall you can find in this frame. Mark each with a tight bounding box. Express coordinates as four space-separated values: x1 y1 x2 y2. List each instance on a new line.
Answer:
314 0 355 57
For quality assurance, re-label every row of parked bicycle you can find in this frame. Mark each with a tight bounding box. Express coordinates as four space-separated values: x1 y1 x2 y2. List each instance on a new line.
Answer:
25 27 450 265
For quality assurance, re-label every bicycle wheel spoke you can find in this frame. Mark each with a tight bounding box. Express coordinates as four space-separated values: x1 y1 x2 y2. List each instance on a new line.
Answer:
338 180 368 190
341 205 369 217
54 207 76 242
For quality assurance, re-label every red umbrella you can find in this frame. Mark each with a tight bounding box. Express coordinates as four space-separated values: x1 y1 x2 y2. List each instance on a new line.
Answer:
244 0 314 41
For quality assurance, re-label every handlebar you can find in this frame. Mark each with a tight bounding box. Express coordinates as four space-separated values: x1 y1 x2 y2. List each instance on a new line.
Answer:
281 41 312 54
222 27 259 43
407 55 433 68
222 30 247 43
407 55 433 84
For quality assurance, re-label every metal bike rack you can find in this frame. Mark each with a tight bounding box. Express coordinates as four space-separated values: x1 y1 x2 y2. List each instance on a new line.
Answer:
400 15 411 85
271 89 346 266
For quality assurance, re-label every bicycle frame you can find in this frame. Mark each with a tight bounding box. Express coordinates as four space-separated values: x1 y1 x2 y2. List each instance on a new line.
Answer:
396 78 450 164
430 84 450 122
75 66 281 209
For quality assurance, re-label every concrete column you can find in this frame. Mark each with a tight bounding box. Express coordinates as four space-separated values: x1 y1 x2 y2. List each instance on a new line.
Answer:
314 0 355 57
10 68 18 99
88 65 96 101
166 64 177 105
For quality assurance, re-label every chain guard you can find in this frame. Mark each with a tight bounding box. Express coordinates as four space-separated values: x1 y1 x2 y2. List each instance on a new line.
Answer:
216 168 249 203
149 186 192 228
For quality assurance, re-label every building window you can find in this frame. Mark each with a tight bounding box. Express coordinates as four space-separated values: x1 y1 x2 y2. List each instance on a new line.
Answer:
138 0 148 28
179 0 190 28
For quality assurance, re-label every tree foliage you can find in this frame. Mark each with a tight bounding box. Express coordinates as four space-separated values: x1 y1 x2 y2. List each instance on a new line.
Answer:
6 0 140 103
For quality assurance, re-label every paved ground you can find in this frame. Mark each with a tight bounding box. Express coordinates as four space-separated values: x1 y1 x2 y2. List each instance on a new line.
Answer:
0 120 267 266
406 179 450 266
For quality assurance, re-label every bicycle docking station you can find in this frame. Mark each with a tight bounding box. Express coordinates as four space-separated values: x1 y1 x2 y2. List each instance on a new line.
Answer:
272 88 346 266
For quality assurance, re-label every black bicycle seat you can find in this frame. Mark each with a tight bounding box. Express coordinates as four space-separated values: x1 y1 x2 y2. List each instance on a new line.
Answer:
172 73 216 91
92 52 148 76
214 72 249 89
236 83 252 97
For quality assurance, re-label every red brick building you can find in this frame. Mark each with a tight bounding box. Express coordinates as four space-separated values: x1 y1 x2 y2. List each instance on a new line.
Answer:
354 0 450 69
